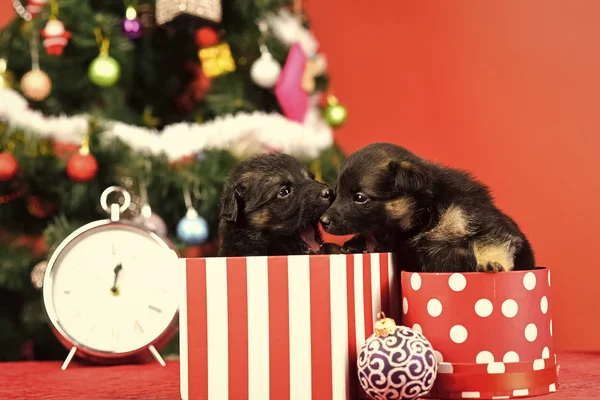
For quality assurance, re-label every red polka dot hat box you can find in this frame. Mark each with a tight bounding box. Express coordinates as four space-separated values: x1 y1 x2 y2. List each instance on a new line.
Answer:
178 253 402 400
401 267 558 399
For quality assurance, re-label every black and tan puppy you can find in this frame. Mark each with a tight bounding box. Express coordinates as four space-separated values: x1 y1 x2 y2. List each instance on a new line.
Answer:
320 143 535 273
218 152 339 256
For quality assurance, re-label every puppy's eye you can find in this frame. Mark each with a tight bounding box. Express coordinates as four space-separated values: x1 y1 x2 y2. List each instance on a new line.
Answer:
278 185 292 198
353 193 369 204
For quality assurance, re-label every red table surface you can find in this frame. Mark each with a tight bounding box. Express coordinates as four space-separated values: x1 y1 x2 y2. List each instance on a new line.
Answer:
0 352 598 400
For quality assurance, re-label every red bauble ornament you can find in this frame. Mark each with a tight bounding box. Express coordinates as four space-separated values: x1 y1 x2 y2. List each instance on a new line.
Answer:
66 152 98 182
53 141 79 159
195 27 219 47
191 68 212 101
196 67 212 90
27 195 59 219
0 152 18 182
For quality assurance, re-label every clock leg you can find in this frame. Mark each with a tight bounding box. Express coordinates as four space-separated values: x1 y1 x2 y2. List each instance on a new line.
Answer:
148 344 166 367
61 346 77 370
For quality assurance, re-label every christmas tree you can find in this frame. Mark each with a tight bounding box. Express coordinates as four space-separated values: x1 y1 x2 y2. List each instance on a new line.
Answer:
0 0 346 361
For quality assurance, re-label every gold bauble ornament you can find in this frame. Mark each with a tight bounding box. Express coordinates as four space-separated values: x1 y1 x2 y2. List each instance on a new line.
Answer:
21 69 52 101
0 70 14 89
0 58 15 89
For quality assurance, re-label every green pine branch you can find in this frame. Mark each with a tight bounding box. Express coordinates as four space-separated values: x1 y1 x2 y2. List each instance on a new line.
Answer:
0 1 325 127
0 0 343 362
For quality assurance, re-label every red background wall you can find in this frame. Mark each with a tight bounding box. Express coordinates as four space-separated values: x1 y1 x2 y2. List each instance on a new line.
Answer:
304 0 600 352
2 1 598 351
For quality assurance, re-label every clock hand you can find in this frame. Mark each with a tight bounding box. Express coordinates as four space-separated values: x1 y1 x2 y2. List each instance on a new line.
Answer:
110 263 122 294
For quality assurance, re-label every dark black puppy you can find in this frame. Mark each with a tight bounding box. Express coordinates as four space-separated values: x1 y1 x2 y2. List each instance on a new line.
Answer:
320 143 535 273
218 152 340 256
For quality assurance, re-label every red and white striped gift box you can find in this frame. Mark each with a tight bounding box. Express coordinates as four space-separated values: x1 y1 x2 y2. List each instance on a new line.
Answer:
179 253 401 400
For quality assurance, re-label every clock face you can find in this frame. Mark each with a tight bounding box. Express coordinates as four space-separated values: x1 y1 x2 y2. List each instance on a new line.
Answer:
44 222 179 355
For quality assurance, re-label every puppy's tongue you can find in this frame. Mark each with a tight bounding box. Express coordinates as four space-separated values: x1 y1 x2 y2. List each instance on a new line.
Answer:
300 226 321 252
366 231 377 253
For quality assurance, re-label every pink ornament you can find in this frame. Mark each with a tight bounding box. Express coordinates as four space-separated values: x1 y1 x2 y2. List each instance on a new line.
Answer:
275 43 309 123
41 20 71 56
122 6 143 39
26 0 47 17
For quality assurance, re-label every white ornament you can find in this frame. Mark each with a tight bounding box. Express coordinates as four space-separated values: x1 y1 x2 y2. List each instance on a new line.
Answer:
263 8 318 56
251 52 281 89
264 9 299 44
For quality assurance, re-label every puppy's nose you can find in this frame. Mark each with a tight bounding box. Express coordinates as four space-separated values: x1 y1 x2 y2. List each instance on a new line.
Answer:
320 215 331 229
320 188 334 202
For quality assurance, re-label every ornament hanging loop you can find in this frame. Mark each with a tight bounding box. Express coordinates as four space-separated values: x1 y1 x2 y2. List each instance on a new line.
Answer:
183 184 199 218
183 184 193 209
374 311 397 337
137 160 152 203
94 28 110 56
137 178 155 219
256 20 269 55
258 37 269 56
49 0 59 20
80 131 90 155
30 29 40 70
139 178 148 203
100 39 110 56
327 93 339 106
80 118 97 155
100 186 131 221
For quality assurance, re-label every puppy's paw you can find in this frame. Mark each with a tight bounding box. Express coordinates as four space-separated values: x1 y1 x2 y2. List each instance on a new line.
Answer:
320 243 343 254
476 261 505 273
341 234 369 254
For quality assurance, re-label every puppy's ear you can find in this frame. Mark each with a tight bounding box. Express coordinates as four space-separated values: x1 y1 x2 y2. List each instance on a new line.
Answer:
390 160 430 193
219 188 243 222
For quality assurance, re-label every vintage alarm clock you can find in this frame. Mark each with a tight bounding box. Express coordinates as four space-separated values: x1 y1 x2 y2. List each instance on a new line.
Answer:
42 186 179 370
